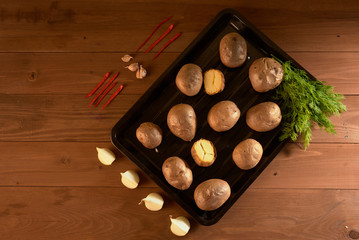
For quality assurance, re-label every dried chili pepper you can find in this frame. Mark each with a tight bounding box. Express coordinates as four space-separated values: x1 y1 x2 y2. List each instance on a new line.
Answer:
101 84 125 110
85 72 110 98
136 16 172 52
153 32 182 60
145 24 174 53
95 81 118 107
88 72 119 108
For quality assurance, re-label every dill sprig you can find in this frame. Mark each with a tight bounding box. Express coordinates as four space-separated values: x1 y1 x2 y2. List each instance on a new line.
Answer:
272 56 346 149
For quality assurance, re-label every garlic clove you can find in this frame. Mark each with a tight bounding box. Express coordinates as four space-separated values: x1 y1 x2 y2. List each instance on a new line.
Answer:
170 216 190 236
121 54 133 63
139 193 164 211
136 65 147 79
96 147 116 165
120 170 140 189
125 63 139 72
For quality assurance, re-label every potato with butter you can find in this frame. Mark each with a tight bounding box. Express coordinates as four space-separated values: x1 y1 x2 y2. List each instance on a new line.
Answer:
204 69 225 95
191 139 217 167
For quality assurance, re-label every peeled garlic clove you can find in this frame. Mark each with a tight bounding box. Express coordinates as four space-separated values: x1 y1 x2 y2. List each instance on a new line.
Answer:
139 193 164 211
136 65 147 79
125 63 139 72
96 147 116 165
120 170 140 189
121 54 133 62
170 216 190 236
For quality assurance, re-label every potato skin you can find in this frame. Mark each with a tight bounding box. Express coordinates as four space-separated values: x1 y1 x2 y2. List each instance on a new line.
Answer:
246 102 282 132
249 57 284 92
194 179 231 211
207 101 240 132
167 104 197 141
232 139 263 170
136 122 163 149
176 64 203 96
162 156 193 190
219 32 247 68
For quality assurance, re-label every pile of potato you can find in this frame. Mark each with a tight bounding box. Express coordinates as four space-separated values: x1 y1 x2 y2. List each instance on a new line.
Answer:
135 32 284 212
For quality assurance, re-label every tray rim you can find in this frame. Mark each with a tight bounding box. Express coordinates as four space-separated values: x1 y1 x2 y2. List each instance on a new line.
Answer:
111 8 311 225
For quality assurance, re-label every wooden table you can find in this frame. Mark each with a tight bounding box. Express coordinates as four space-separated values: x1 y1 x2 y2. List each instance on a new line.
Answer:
0 0 358 239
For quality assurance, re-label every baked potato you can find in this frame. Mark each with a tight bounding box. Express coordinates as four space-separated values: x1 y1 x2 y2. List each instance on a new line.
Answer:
191 139 217 167
232 139 263 170
246 102 282 132
176 63 203 96
167 104 197 141
136 122 162 149
249 57 284 92
207 101 240 132
204 69 225 95
219 32 247 68
162 156 193 190
194 179 231 211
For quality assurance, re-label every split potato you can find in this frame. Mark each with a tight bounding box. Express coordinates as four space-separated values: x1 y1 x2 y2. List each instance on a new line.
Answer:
246 102 282 132
249 57 284 92
176 63 203 96
191 139 217 167
136 122 162 149
167 104 197 141
219 32 247 68
232 139 263 170
207 101 240 132
194 179 231 211
162 156 193 190
204 69 225 95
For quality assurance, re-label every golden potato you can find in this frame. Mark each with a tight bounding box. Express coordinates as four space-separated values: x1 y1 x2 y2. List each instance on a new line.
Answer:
219 32 247 68
246 102 282 132
207 101 240 132
191 139 217 167
232 139 263 170
162 156 193 190
176 64 203 96
204 69 225 95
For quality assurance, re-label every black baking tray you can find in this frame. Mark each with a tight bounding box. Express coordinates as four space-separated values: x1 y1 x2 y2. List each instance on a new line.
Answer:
111 8 315 225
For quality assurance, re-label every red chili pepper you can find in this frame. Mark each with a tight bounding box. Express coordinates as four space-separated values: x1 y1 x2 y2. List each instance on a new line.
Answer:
88 72 119 108
85 72 110 98
101 84 125 110
145 24 174 53
95 81 118 107
153 32 182 60
136 16 172 52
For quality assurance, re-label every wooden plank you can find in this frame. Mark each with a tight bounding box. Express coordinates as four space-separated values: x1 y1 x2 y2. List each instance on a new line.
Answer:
0 142 358 190
0 187 358 239
0 52 358 95
0 95 356 142
0 0 358 52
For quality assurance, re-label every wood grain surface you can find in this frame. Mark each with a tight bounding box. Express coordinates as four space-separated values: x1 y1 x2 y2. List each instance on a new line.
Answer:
0 0 358 239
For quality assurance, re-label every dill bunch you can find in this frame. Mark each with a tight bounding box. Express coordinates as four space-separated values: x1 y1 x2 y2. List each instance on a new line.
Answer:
272 57 346 149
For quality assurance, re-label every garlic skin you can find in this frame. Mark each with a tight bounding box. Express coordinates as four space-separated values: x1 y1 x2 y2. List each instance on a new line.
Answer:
120 170 140 189
139 193 164 211
136 65 147 79
125 63 139 72
121 54 133 62
96 147 116 165
170 216 190 236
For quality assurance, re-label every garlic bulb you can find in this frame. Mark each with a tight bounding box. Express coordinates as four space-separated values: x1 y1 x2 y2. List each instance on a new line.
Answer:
125 63 139 72
139 193 164 211
121 54 133 62
120 170 140 189
96 147 116 165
